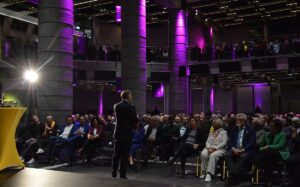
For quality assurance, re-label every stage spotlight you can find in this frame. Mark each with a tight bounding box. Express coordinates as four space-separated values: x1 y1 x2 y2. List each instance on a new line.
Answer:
24 69 39 83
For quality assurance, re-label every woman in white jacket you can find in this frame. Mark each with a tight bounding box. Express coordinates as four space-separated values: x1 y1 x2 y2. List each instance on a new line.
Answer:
200 118 228 183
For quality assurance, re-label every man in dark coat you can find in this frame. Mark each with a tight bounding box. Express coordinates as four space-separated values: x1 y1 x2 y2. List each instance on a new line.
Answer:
225 113 256 186
112 90 139 179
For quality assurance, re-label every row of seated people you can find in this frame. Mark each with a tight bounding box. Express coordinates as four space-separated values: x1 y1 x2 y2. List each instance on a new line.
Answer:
16 114 115 167
141 112 300 187
16 111 300 187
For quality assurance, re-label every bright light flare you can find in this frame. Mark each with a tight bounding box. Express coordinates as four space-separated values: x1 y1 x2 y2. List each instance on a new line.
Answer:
24 69 39 83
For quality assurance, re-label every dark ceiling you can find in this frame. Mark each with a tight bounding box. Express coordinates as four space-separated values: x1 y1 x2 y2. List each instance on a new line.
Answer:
188 0 300 27
1 0 299 29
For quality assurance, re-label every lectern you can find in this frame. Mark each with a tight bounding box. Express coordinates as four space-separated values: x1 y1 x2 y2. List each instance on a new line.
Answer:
0 107 26 171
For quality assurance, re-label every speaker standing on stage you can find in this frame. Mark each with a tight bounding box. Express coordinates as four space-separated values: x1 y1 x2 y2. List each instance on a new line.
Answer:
112 90 139 179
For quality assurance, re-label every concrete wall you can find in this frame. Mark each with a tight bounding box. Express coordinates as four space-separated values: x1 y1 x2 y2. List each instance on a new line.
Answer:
188 18 208 47
147 24 169 47
0 17 37 44
281 84 300 113
214 87 233 113
93 18 121 48
146 90 164 113
92 17 209 48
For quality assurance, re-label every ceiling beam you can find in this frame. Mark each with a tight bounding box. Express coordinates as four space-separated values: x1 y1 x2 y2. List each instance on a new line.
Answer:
0 7 37 25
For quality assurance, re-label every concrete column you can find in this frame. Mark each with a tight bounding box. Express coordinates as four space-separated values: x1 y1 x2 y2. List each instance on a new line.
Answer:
164 83 170 114
121 0 147 115
168 9 188 114
37 0 74 124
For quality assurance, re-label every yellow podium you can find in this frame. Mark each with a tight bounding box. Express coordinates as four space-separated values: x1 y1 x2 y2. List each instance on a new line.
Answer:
0 107 26 171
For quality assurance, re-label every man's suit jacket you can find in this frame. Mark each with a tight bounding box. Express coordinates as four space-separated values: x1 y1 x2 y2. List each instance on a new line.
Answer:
181 126 208 151
58 124 77 142
228 124 256 153
113 100 139 143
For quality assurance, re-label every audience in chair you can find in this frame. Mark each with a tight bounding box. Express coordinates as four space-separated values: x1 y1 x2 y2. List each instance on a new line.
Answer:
285 117 300 187
47 116 77 166
256 119 290 187
73 116 90 153
129 122 145 166
200 118 228 183
36 115 57 154
168 117 206 178
15 110 300 187
20 115 44 164
225 113 256 186
78 117 103 167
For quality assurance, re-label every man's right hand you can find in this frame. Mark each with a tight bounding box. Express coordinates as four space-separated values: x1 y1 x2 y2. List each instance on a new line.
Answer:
232 148 240 156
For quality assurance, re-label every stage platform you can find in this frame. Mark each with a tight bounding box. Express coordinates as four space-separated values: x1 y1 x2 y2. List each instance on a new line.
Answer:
0 168 177 187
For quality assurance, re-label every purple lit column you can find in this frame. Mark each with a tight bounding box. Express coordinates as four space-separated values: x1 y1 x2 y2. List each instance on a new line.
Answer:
169 9 188 114
121 0 146 114
37 0 74 124
115 5 121 22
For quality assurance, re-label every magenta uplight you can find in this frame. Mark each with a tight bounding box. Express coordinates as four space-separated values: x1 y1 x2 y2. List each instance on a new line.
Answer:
154 83 164 98
209 27 213 38
98 92 103 115
210 86 214 112
116 5 121 22
197 37 205 50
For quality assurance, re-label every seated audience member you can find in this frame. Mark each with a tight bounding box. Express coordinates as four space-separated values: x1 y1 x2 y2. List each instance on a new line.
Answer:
47 116 77 166
73 116 90 150
224 113 236 139
144 116 159 162
102 116 115 146
78 117 102 167
73 114 80 125
105 115 115 131
179 116 188 138
129 122 145 165
162 115 180 161
168 117 206 178
256 119 290 187
36 115 57 154
200 118 228 183
155 115 167 161
16 115 28 154
252 117 266 150
285 118 300 187
20 115 44 164
225 113 256 186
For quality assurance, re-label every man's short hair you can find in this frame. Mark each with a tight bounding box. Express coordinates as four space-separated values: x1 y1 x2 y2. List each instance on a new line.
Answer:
121 90 131 99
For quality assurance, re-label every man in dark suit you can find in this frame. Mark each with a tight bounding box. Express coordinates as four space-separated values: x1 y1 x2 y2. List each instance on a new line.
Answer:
112 90 139 179
225 113 256 186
